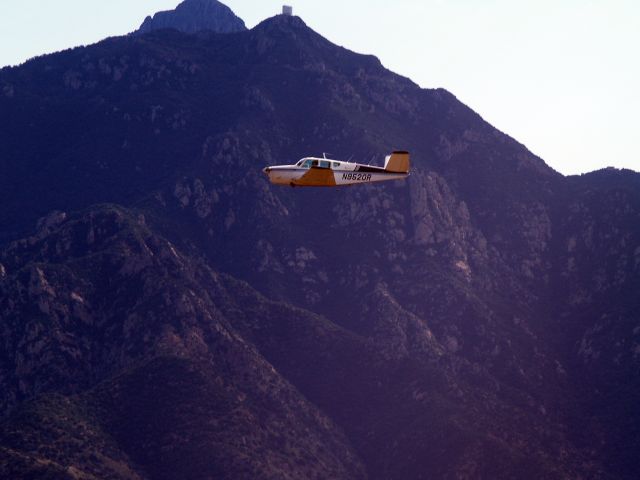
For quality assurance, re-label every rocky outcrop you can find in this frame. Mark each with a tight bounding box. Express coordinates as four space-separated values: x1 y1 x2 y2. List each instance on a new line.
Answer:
136 0 246 35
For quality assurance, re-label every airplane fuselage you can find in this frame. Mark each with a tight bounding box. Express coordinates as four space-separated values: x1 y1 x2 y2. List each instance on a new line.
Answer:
263 154 409 187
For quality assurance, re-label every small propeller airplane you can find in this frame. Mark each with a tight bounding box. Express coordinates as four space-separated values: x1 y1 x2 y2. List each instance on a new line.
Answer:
263 151 410 187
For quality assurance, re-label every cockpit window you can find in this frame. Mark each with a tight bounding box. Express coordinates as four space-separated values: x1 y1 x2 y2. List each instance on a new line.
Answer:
298 159 332 169
332 162 340 168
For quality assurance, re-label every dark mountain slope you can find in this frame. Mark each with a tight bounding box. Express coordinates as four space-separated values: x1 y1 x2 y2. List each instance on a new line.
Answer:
0 394 145 479
0 8 639 479
0 206 366 479
547 168 640 475
0 205 595 479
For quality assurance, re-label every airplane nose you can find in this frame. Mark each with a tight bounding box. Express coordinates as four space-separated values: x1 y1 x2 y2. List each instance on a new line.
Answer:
262 167 270 175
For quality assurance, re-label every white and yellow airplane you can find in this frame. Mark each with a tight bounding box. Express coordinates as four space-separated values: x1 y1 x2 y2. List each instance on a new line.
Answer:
263 151 410 187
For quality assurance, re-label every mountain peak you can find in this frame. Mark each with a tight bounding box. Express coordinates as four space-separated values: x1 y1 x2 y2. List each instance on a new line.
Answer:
256 13 308 29
136 0 246 35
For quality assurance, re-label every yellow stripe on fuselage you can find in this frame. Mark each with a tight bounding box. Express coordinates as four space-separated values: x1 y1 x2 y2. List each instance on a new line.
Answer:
295 167 337 186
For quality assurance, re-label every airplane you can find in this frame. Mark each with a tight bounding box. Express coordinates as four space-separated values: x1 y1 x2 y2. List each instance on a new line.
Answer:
263 151 410 187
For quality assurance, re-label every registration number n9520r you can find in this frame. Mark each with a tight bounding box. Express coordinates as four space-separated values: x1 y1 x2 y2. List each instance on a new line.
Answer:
342 173 372 181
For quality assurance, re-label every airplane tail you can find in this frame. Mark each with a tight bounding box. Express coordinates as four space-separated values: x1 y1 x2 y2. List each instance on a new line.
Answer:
384 151 410 173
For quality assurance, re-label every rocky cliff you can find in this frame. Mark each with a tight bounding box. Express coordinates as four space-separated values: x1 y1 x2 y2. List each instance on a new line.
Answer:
136 0 246 35
1 5 639 479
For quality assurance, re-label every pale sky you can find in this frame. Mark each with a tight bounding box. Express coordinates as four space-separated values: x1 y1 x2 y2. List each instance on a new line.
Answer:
1 0 638 175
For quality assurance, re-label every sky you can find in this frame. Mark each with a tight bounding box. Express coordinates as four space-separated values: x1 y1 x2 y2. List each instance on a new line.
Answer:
1 0 638 175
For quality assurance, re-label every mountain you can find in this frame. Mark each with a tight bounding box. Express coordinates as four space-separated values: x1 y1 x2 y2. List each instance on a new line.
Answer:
0 206 366 479
136 0 246 35
1 4 640 479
